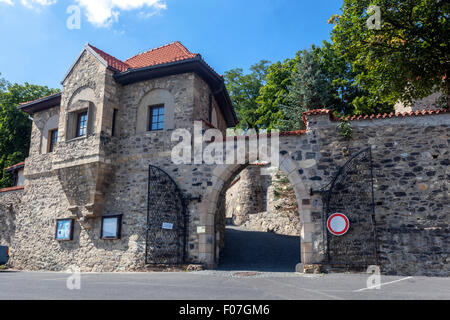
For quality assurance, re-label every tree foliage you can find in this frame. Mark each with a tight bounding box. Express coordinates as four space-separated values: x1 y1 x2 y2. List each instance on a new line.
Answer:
224 60 270 131
255 57 298 130
281 47 330 130
331 0 450 108
0 73 59 188
224 1 448 132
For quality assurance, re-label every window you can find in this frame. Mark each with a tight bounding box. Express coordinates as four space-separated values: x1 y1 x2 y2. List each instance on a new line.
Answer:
55 219 74 241
112 109 118 137
101 215 122 240
76 111 88 137
148 105 164 131
48 129 58 152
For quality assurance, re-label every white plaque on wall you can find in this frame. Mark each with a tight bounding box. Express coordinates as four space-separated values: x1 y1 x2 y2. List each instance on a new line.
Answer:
162 223 174 230
197 226 206 234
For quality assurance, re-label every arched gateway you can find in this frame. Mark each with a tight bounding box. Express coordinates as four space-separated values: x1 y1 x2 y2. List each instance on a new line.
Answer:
199 154 324 269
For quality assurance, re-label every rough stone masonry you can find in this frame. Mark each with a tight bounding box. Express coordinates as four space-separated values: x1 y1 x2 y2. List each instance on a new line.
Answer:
0 42 448 276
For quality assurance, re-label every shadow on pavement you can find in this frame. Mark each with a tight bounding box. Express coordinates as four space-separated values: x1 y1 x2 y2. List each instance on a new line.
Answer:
218 227 301 273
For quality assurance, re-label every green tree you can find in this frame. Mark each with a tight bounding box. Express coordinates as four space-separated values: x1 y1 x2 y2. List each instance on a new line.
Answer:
255 56 299 130
0 75 59 188
319 41 359 115
330 0 450 109
319 41 393 115
281 46 331 130
224 60 270 131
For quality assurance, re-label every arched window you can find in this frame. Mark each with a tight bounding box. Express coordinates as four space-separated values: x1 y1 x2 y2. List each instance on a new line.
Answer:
137 89 175 134
65 87 97 140
41 115 59 154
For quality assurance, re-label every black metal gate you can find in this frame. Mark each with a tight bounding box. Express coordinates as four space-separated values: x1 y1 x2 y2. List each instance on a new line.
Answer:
324 148 378 269
145 165 187 265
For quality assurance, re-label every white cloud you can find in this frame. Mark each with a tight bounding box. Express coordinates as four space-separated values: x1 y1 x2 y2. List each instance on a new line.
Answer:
0 0 56 8
1 0 166 27
75 0 167 27
23 0 56 5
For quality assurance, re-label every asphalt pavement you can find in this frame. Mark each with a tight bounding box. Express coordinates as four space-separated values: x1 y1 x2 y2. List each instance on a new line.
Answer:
0 270 448 300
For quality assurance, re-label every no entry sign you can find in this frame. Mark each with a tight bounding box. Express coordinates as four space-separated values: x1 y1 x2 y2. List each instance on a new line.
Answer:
327 213 350 236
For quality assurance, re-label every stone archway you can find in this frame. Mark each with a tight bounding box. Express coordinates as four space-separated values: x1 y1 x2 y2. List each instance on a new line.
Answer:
198 155 325 270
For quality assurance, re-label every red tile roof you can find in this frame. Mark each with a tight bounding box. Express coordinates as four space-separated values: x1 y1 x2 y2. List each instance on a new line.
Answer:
0 186 24 193
340 108 450 121
85 41 200 72
19 92 61 106
4 162 25 172
302 108 449 124
88 44 131 72
125 41 199 69
303 109 333 117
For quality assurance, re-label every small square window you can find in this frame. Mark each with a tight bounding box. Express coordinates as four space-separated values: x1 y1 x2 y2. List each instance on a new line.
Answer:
55 219 74 241
76 111 88 137
101 215 122 240
148 105 164 131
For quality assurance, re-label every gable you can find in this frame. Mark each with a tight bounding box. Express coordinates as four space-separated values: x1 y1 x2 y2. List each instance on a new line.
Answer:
61 44 110 85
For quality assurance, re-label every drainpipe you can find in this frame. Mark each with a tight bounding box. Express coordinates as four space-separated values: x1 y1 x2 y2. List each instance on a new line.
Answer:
208 94 213 123
210 84 225 123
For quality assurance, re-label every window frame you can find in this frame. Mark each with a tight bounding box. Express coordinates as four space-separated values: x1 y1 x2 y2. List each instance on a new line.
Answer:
48 129 58 153
75 110 88 138
100 215 123 240
55 219 75 242
148 104 165 132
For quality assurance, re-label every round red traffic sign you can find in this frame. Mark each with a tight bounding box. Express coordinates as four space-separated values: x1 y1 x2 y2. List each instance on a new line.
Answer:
327 213 350 236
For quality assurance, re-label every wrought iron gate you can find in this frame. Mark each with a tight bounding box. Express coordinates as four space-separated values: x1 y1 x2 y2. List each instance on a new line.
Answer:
145 165 187 265
324 147 378 269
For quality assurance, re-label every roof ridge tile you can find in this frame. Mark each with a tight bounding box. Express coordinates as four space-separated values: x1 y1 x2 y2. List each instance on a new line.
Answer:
125 41 182 62
124 41 199 69
302 108 449 125
87 43 131 72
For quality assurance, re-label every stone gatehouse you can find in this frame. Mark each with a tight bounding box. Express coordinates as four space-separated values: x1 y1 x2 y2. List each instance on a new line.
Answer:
0 42 449 276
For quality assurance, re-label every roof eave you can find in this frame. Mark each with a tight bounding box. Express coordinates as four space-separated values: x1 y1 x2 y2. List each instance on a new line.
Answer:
18 93 62 115
4 163 25 173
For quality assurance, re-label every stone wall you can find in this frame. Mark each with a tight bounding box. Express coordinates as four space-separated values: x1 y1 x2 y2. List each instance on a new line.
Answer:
5 50 227 271
225 166 264 225
225 167 300 236
395 91 443 113
0 190 22 251
310 113 449 276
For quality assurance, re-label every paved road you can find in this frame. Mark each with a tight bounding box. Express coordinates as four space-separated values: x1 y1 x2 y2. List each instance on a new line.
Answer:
0 270 449 300
218 227 300 272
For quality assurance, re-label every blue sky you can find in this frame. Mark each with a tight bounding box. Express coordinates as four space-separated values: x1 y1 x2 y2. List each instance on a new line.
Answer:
0 0 343 89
